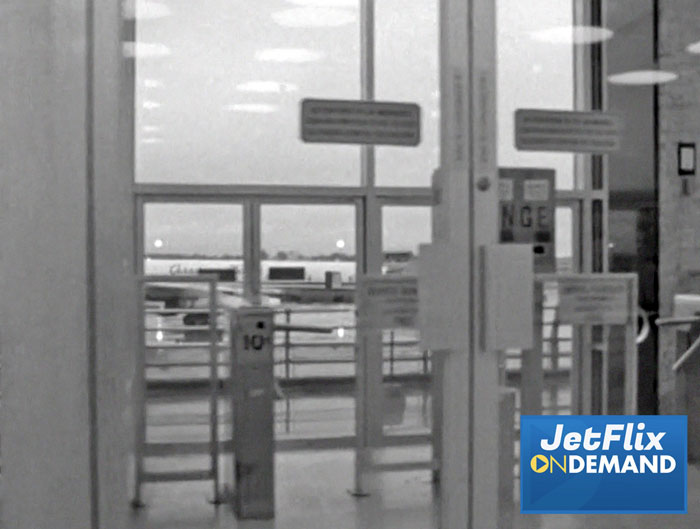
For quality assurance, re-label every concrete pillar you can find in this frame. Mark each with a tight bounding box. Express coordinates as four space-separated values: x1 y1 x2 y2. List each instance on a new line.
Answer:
0 2 135 528
657 0 700 413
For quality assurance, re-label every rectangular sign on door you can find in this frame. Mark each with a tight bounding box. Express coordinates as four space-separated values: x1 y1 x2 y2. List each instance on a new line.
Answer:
557 276 632 325
357 275 419 329
515 109 622 153
498 167 556 273
301 99 421 146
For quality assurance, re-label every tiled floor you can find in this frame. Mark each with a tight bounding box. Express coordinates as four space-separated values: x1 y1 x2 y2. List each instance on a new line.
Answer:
129 450 437 529
129 449 700 529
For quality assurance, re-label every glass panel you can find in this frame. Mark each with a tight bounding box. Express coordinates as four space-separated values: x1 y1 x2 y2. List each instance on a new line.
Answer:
550 206 574 406
134 0 361 185
382 205 432 269
260 205 356 440
381 206 432 436
496 0 576 190
142 203 242 462
142 202 243 367
375 0 439 186
144 203 243 261
555 205 575 273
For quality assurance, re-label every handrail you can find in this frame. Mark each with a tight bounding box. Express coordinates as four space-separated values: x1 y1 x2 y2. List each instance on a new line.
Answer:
648 314 700 371
275 324 334 334
656 316 700 327
674 333 700 371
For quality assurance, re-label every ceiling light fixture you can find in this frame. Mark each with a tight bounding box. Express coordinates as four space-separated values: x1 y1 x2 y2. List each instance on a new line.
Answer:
607 70 678 85
225 103 279 113
272 7 356 28
530 25 614 45
142 100 162 110
255 48 324 63
236 81 299 93
143 79 164 88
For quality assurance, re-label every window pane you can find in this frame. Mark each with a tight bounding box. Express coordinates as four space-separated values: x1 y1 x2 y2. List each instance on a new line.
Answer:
261 205 355 264
134 0 361 185
260 205 357 441
497 0 576 190
381 206 431 436
141 203 242 388
556 206 574 272
382 206 432 268
375 0 439 186
143 203 243 261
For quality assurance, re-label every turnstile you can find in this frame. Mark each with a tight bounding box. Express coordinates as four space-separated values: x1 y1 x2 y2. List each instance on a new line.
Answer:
230 307 275 519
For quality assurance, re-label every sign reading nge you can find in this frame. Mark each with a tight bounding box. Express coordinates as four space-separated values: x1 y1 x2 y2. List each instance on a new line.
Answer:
498 168 555 273
520 415 687 513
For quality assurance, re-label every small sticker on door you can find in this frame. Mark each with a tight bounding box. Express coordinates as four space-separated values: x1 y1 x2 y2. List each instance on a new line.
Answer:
523 179 550 201
499 179 514 201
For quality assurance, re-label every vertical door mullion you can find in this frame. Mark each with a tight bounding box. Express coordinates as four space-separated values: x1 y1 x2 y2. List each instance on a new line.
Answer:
353 0 384 495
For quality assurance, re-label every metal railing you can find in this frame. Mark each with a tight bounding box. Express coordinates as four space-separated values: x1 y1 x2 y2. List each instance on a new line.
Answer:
656 315 700 371
273 306 429 379
134 275 223 507
143 305 430 379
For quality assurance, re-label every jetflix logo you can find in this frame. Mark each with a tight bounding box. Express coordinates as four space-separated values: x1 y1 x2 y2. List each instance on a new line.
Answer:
520 416 687 513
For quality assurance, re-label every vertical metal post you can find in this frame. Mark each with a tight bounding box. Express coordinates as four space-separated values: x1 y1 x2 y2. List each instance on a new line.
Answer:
208 279 221 503
135 196 145 275
430 168 445 483
389 330 395 376
353 0 383 497
132 280 147 507
132 198 146 507
625 276 639 414
498 388 516 529
284 308 291 380
550 308 560 413
551 311 560 371
602 326 610 414
579 324 594 414
285 396 291 434
521 279 544 416
243 201 261 305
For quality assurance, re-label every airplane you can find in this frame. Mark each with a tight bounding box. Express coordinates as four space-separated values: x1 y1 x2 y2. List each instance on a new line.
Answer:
143 256 358 306
142 254 415 329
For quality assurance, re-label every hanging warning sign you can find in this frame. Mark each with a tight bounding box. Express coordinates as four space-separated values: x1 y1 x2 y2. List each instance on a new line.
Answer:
301 99 421 146
515 109 622 153
498 167 556 273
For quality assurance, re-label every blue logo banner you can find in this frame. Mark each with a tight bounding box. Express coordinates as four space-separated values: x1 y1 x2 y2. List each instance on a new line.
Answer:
520 415 687 513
